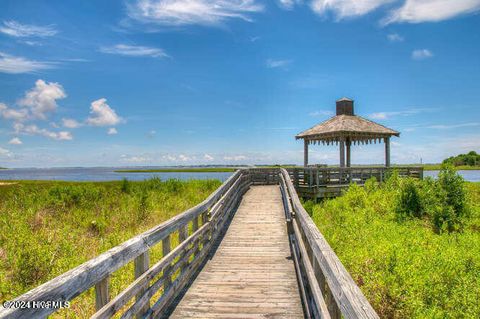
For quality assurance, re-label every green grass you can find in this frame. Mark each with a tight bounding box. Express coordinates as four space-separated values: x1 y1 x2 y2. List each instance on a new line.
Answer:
115 167 238 173
306 178 480 318
0 178 221 317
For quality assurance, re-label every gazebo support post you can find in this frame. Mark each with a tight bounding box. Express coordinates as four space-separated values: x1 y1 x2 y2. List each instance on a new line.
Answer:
304 139 309 167
385 137 391 167
339 139 345 168
346 139 351 167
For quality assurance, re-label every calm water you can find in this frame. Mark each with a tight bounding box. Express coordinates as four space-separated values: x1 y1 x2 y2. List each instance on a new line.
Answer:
0 167 479 183
423 170 480 182
0 167 234 182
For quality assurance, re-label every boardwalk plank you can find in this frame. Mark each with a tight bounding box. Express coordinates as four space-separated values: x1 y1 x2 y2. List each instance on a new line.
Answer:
169 185 304 318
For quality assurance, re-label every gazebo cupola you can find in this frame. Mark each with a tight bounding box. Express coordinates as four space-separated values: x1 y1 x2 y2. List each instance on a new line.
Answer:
296 98 400 167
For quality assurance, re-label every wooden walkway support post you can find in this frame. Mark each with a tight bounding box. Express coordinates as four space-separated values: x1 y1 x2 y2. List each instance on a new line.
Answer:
95 277 110 311
346 139 351 167
339 139 345 168
162 235 171 289
134 252 150 318
304 139 309 167
385 137 391 167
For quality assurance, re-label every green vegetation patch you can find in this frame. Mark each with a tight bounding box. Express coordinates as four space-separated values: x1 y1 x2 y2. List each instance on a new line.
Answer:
115 167 237 173
306 166 480 318
443 151 480 167
0 177 221 316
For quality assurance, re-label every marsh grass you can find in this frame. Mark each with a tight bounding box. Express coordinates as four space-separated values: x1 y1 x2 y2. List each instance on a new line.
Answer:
308 168 480 318
0 178 221 317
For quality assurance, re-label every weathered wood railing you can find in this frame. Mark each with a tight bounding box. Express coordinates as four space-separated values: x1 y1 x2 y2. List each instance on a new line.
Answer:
0 170 250 319
1 168 379 319
279 168 379 319
288 166 423 198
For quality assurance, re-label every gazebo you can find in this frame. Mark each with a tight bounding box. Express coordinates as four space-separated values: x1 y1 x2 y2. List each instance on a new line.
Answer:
296 98 399 167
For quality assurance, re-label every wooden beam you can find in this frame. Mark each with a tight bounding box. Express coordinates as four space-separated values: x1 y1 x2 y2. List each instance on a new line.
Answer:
385 137 391 167
304 139 309 167
95 277 110 311
134 252 150 318
346 139 351 168
339 139 345 168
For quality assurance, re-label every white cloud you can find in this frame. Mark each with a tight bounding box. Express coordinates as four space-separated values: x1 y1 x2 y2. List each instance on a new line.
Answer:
0 20 57 37
369 108 435 119
126 0 263 26
162 154 177 161
311 0 394 19
383 0 480 25
18 79 66 120
412 49 433 60
369 112 388 119
387 33 404 42
277 0 299 10
309 110 333 117
266 59 291 69
62 118 81 128
0 103 29 121
0 52 55 74
8 137 22 145
86 98 123 126
107 127 118 135
204 153 214 161
120 154 151 163
223 155 247 161
148 130 156 137
0 147 13 158
100 44 168 58
14 123 72 140
178 154 191 161
426 122 480 130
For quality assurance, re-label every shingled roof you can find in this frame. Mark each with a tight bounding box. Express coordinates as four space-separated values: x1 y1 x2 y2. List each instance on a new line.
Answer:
296 98 400 142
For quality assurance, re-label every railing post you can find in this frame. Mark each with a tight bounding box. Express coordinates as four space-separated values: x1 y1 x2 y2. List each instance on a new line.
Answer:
192 215 199 257
325 287 342 319
134 251 150 318
162 235 171 290
202 211 209 247
95 276 110 311
294 169 299 189
179 225 188 273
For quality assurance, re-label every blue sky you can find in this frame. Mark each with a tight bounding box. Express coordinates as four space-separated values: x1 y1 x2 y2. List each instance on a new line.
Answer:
0 0 479 167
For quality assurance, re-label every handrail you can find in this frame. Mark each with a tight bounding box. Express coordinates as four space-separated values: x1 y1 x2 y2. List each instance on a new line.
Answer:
280 168 379 319
0 170 245 319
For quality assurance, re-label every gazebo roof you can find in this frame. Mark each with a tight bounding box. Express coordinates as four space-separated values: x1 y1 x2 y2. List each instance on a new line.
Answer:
296 98 400 142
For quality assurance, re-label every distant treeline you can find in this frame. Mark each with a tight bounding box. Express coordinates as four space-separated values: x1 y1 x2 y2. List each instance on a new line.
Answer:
443 151 480 167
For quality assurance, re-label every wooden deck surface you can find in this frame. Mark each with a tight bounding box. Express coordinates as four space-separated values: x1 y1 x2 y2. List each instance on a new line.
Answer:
169 185 304 319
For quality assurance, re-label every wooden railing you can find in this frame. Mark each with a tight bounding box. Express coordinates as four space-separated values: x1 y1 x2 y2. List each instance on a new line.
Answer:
0 171 250 319
288 166 423 198
279 168 379 319
1 168 379 319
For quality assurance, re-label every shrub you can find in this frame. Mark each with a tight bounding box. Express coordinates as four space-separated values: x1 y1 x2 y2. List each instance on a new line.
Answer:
396 179 423 220
137 191 150 222
394 166 470 233
435 164 470 232
121 178 130 193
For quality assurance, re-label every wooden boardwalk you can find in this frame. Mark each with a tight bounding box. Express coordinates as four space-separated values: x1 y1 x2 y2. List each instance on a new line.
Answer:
170 185 304 318
2 169 379 319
